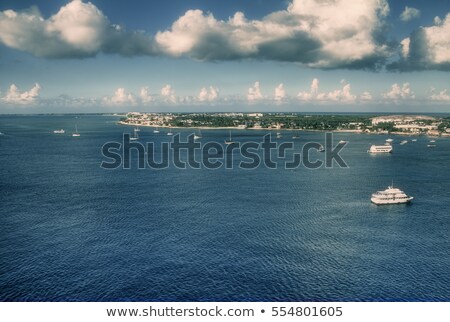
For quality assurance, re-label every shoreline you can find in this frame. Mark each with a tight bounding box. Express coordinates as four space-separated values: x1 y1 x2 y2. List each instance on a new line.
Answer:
118 122 447 137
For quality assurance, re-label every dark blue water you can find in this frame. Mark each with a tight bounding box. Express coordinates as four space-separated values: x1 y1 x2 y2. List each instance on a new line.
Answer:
0 115 449 301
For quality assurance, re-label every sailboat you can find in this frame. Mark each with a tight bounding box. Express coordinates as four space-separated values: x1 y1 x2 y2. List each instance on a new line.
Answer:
167 127 174 136
72 125 80 137
194 129 202 140
130 128 139 141
225 131 234 145
134 126 141 132
153 127 160 134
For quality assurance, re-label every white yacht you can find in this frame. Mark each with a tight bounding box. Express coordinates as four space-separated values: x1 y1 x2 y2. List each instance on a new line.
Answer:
225 131 235 145
339 140 348 144
368 145 393 153
167 128 174 136
72 125 80 137
371 184 413 205
400 140 408 145
54 129 65 134
130 128 139 141
386 138 394 144
193 129 202 140
153 127 160 134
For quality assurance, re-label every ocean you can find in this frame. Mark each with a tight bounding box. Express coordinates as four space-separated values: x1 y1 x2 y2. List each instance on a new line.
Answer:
0 115 449 301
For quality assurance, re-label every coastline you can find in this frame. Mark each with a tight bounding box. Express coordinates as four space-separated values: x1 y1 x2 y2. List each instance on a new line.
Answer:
118 121 447 137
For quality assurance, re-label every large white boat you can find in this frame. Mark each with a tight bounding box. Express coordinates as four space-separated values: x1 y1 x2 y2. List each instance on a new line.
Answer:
368 145 393 153
371 185 413 205
53 129 65 134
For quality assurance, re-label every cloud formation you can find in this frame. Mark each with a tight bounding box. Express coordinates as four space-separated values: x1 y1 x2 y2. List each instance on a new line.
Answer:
0 0 391 69
0 0 155 58
430 89 450 101
161 84 177 103
382 83 415 100
392 14 450 71
198 86 219 102
2 83 41 104
104 87 136 105
297 79 358 102
247 82 263 101
156 0 391 69
274 84 286 101
400 7 420 22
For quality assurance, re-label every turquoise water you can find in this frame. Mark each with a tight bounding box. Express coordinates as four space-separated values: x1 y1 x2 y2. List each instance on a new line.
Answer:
0 115 449 301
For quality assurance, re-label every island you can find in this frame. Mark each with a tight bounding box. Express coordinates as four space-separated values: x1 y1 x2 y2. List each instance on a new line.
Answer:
119 113 450 137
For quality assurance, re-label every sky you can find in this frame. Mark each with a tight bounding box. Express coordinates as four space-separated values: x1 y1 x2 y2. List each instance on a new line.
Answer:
0 0 450 113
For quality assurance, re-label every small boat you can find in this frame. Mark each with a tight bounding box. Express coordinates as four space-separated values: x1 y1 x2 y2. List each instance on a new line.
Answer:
276 132 282 139
72 125 80 137
225 131 235 145
371 183 413 205
400 140 408 145
134 126 141 132
429 140 436 143
167 127 173 136
338 140 348 144
53 129 65 134
318 146 325 152
130 128 139 141
194 129 202 140
386 138 394 144
368 145 393 153
0 132 4 136
153 127 160 134
412 139 417 142
427 144 436 148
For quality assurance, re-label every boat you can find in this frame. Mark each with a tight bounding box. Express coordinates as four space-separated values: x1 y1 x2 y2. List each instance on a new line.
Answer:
53 129 65 134
427 144 436 148
385 138 394 144
368 145 393 153
130 128 139 141
194 129 202 140
318 145 325 152
167 127 173 136
225 131 235 145
153 127 160 134
338 140 348 144
400 140 408 145
292 132 300 139
412 139 417 142
134 126 141 132
371 184 413 205
429 140 436 143
72 125 80 137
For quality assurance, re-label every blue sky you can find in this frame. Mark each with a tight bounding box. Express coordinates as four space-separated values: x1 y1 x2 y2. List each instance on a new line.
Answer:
1 0 450 113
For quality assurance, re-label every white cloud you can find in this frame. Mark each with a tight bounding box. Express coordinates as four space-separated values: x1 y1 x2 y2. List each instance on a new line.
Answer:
198 86 219 102
0 0 155 58
104 87 136 105
395 13 450 70
430 89 450 101
382 83 415 100
274 84 286 101
161 84 177 103
247 81 263 101
152 0 391 69
140 87 153 104
360 91 373 101
400 6 420 22
297 78 356 102
3 83 41 104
